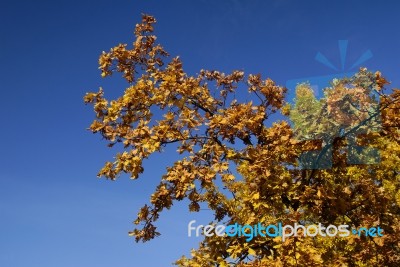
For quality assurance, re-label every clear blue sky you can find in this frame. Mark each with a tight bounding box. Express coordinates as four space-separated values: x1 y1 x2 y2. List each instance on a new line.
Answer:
1 1 399 266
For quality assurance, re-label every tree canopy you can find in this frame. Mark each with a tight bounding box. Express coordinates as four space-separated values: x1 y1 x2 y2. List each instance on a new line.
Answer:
85 14 400 266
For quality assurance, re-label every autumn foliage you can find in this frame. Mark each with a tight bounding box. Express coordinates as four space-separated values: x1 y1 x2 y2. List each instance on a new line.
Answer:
85 15 400 266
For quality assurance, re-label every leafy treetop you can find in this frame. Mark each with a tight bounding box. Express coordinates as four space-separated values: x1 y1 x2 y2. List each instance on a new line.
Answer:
85 14 400 266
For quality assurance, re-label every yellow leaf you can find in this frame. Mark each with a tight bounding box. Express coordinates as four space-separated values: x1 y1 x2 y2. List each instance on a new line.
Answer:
248 248 256 256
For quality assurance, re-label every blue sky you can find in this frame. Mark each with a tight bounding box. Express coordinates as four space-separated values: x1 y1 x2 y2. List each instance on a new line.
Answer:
1 0 400 266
